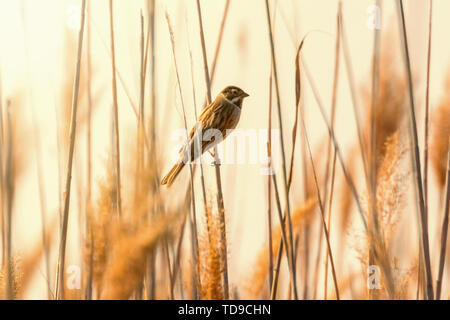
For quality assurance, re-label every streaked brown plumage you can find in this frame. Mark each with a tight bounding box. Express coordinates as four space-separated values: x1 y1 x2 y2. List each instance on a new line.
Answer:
161 86 249 186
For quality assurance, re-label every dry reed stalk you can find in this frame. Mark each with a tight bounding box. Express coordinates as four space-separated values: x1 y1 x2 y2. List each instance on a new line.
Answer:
4 100 14 299
316 3 341 299
144 0 157 300
376 132 408 245
195 0 229 299
267 2 301 300
302 53 401 295
423 0 433 227
266 59 274 295
397 0 433 299
300 111 340 299
302 59 368 230
165 11 199 300
186 20 207 300
323 152 337 300
134 13 146 208
246 199 317 299
0 96 28 300
0 257 20 299
367 0 382 300
263 2 278 298
55 0 86 299
436 141 450 299
431 78 450 190
265 0 298 300
108 0 122 217
85 0 94 300
269 169 296 299
356 131 407 299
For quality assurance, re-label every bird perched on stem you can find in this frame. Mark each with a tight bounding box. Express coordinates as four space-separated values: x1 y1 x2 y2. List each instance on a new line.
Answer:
161 86 249 186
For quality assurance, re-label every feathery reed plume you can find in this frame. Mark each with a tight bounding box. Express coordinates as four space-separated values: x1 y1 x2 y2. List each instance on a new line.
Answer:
376 131 408 248
84 163 115 296
245 199 317 299
358 130 408 298
165 11 200 299
0 257 20 299
101 214 178 300
397 0 433 299
431 77 450 190
300 107 340 298
4 99 14 299
197 207 224 300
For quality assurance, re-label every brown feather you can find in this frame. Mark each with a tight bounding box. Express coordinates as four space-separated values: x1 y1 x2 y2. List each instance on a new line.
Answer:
161 87 248 186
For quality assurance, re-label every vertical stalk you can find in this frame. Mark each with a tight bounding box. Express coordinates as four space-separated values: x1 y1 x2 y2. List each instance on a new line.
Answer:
195 0 229 299
423 0 433 248
5 101 13 299
397 0 433 300
85 0 93 300
0 71 5 268
55 0 86 300
267 70 274 296
264 0 298 299
368 0 382 300
109 0 122 217
165 11 199 300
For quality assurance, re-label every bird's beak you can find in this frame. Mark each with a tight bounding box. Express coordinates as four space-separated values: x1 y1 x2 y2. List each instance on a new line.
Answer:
241 91 250 98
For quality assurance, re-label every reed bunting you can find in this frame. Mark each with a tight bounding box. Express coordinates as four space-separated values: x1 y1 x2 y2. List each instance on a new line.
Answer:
161 86 249 186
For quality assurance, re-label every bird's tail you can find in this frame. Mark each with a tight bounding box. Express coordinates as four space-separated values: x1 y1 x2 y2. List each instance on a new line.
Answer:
161 162 185 186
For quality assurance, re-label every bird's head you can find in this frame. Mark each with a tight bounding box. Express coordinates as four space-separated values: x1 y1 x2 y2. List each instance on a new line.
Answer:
221 86 249 108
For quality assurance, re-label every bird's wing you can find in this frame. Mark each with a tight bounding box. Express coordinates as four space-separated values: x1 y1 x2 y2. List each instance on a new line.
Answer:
182 95 242 161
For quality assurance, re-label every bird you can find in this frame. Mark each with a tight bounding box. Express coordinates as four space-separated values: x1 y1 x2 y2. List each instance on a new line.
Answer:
161 85 249 186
